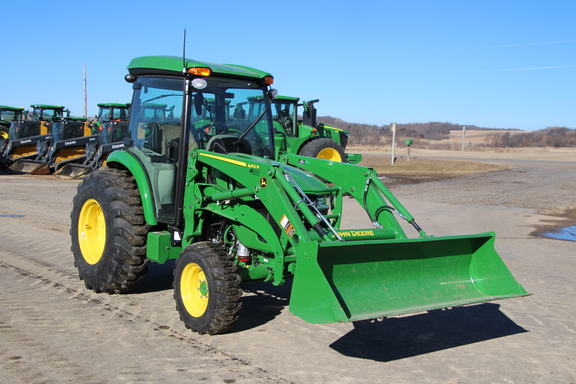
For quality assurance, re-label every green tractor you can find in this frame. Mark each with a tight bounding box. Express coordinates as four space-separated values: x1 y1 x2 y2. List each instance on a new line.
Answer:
70 55 528 335
271 96 361 163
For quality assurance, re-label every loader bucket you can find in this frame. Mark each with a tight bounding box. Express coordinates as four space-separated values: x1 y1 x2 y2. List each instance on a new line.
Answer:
8 159 49 174
54 163 92 179
289 232 528 324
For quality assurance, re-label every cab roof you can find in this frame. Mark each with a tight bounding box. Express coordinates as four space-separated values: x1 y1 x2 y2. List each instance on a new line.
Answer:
30 104 65 109
0 105 24 111
127 56 272 81
275 96 300 103
97 103 130 108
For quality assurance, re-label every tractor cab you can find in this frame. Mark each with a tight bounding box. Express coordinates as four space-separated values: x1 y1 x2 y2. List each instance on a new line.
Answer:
91 103 131 143
0 105 25 138
9 104 67 140
123 57 276 223
270 96 355 162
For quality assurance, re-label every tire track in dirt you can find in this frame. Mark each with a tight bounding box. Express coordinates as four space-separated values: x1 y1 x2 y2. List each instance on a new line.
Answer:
0 258 293 384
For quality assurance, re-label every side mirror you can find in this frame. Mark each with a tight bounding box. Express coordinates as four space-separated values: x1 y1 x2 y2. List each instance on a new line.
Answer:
269 89 278 99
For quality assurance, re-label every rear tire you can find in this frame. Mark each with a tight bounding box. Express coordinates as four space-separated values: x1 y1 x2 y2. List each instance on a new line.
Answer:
70 167 150 293
174 242 242 335
299 138 345 162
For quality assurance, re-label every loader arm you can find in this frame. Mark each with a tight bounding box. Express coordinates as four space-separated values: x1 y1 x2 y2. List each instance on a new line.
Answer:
283 153 426 237
184 149 335 285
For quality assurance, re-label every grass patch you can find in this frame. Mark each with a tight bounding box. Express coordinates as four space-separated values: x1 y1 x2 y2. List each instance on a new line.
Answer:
357 156 508 186
359 157 506 175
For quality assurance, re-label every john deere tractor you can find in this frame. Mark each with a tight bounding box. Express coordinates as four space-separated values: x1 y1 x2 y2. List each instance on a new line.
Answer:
70 55 527 335
271 96 361 163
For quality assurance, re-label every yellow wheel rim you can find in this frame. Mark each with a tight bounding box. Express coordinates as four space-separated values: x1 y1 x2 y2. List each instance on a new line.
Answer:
181 262 209 317
317 148 342 162
77 199 106 265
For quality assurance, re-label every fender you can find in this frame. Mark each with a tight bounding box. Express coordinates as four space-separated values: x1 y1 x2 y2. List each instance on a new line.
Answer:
106 150 157 225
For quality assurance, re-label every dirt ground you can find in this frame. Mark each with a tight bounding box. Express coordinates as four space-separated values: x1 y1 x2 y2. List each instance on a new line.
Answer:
1 148 575 383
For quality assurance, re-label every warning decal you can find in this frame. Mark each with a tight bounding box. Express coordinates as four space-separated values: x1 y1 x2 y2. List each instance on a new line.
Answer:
280 214 295 238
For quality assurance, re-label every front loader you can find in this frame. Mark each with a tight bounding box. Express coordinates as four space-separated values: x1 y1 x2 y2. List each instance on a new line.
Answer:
70 55 528 335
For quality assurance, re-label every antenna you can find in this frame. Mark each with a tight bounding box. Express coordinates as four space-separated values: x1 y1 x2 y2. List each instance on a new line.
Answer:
182 29 187 73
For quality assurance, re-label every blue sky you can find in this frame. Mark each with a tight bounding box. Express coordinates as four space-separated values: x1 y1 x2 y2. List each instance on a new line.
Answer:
2 0 574 131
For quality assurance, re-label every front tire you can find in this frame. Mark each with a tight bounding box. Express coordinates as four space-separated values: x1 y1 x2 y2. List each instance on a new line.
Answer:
299 138 345 162
70 167 150 293
174 242 242 335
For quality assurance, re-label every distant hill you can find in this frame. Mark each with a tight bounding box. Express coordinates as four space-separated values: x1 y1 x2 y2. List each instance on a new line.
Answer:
317 116 575 148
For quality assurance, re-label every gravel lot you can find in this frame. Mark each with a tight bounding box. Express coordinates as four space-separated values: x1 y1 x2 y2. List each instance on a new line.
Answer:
1 151 575 383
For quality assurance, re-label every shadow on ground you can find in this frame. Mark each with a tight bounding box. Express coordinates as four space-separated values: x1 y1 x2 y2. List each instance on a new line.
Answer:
329 303 527 362
129 260 176 294
229 281 292 333
128 263 291 333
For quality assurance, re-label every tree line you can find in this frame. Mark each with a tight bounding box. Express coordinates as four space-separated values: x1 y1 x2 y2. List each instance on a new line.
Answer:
318 116 576 148
484 127 576 148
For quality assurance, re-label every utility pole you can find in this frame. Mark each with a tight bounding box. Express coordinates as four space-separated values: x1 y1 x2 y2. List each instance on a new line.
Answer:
83 63 88 118
391 123 396 165
461 125 466 153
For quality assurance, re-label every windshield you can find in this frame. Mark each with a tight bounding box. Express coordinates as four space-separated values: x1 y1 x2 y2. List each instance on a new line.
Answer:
0 109 22 123
10 121 41 139
33 107 63 121
99 106 129 122
128 76 274 160
272 99 296 135
52 121 85 141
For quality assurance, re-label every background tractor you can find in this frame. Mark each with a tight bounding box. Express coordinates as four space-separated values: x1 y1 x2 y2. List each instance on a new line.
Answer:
56 103 131 178
0 105 25 138
0 105 25 168
1 104 65 169
70 55 528 335
8 106 95 174
89 103 130 135
271 96 361 163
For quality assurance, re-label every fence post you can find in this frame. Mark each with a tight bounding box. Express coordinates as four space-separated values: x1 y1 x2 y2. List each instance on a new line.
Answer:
391 123 396 165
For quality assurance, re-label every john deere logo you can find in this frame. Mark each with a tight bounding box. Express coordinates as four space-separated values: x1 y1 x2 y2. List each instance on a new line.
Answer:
259 177 268 188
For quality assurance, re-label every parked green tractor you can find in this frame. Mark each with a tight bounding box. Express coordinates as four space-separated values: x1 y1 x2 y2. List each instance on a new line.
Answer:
272 96 361 163
70 55 528 335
